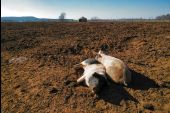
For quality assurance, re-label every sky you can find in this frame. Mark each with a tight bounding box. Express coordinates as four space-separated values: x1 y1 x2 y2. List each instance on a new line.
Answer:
1 0 170 19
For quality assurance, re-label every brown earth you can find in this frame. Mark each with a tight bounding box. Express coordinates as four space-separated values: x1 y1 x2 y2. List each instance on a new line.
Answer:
1 22 170 113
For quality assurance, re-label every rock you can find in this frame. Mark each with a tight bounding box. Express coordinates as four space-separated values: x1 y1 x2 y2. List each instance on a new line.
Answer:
72 93 77 98
143 103 154 111
68 81 77 88
14 85 20 89
88 99 96 107
79 93 87 97
38 63 45 67
43 81 52 88
64 94 71 103
120 99 126 106
94 94 99 100
159 81 170 88
70 103 77 108
9 57 27 64
63 80 71 86
49 87 58 94
63 80 77 88
21 89 26 93
159 90 163 96
139 110 143 113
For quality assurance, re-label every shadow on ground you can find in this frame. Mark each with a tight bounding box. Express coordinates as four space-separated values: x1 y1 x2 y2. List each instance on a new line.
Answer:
97 69 159 105
129 69 159 90
98 83 138 105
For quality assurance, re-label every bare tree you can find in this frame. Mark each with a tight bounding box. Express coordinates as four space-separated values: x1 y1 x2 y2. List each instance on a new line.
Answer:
91 16 99 22
59 12 66 22
91 16 99 20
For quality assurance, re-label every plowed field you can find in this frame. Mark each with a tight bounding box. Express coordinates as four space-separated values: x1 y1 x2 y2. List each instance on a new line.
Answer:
1 22 170 113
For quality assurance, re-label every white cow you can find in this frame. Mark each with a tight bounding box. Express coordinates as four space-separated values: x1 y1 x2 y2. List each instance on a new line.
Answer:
74 58 107 93
95 50 132 86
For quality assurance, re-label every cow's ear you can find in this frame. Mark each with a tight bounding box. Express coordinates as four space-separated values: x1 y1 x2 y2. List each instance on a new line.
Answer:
98 50 104 55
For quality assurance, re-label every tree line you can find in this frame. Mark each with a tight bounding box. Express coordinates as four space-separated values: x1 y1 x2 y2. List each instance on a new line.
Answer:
156 14 170 20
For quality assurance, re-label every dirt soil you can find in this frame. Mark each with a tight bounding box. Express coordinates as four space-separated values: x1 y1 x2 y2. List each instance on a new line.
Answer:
1 22 170 113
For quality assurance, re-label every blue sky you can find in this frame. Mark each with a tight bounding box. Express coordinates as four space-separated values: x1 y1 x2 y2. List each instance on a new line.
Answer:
1 0 170 19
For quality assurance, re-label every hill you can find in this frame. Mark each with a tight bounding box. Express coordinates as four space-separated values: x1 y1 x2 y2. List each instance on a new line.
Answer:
1 16 49 22
1 16 77 22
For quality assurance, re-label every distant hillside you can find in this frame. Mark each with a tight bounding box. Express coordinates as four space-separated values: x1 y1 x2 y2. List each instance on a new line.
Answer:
1 16 49 22
1 16 77 22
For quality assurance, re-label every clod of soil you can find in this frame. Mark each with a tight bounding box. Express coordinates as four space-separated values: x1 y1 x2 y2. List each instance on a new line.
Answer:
142 103 154 111
49 87 58 94
158 81 170 88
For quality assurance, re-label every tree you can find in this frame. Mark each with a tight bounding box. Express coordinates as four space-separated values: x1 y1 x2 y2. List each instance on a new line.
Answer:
59 12 66 22
91 16 99 20
91 16 100 22
156 14 170 20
